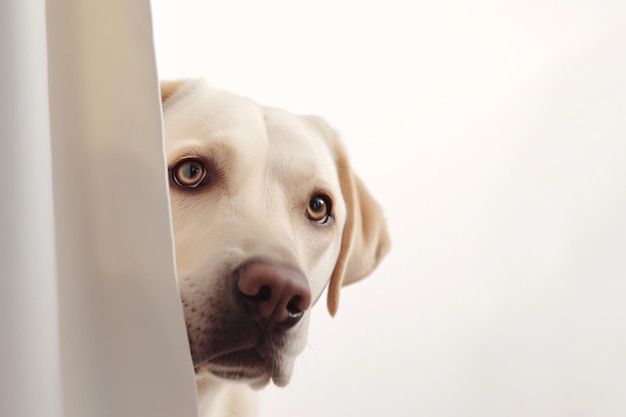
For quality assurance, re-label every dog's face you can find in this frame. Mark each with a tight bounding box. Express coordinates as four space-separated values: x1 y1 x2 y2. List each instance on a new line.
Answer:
161 79 389 389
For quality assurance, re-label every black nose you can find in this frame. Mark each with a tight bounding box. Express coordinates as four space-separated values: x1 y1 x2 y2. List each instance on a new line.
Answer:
235 260 312 329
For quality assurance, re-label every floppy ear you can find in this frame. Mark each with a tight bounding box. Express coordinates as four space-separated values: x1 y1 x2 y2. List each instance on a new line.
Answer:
323 129 391 316
160 79 189 104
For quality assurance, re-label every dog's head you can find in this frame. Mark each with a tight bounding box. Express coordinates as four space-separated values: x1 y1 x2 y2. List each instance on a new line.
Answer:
161 79 389 388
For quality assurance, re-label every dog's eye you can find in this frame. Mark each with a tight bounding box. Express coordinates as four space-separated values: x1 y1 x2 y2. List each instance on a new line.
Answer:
172 159 207 188
306 195 332 224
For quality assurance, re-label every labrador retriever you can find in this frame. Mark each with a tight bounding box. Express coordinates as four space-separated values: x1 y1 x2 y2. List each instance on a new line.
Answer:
161 79 390 416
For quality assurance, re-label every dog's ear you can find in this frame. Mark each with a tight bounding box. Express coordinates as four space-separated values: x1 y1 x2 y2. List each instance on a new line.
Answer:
160 79 189 104
307 116 391 316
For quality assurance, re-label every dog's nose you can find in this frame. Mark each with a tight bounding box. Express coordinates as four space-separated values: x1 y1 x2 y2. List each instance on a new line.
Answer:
236 261 311 329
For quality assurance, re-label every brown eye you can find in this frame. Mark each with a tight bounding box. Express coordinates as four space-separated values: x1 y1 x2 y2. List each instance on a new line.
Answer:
172 159 207 188
306 195 332 224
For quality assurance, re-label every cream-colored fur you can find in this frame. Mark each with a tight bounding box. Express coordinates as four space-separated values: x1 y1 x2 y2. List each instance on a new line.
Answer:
161 79 390 416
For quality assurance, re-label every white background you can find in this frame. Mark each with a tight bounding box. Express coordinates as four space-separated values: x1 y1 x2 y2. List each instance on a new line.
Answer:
151 1 626 416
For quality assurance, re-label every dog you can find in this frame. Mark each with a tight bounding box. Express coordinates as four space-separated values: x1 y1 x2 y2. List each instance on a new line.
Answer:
160 79 390 416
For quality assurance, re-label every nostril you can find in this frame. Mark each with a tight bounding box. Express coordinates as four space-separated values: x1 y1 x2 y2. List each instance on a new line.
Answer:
286 296 304 318
253 285 271 302
238 278 272 300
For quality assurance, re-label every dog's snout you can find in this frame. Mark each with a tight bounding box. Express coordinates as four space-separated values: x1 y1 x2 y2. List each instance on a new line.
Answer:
236 261 312 329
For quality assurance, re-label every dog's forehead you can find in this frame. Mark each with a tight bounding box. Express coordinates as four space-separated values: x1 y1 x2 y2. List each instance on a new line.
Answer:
164 81 337 183
262 106 335 167
164 82 267 154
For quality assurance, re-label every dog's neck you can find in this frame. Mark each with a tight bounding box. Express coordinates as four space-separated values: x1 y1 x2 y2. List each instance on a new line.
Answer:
196 378 225 416
196 377 259 417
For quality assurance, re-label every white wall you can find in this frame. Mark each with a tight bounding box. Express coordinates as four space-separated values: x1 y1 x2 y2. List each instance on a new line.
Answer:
151 1 626 416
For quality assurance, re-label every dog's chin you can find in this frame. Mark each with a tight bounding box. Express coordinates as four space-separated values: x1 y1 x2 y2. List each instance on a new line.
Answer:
195 349 295 389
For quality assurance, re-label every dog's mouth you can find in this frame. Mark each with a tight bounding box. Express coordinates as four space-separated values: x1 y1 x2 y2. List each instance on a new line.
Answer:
195 346 294 388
